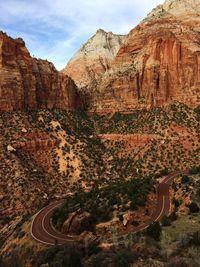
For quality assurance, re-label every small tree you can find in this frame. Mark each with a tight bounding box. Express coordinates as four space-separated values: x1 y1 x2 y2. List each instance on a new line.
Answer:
172 197 180 209
161 215 171 226
145 221 162 241
181 175 190 184
190 231 200 246
188 202 200 213
169 211 177 221
113 249 139 267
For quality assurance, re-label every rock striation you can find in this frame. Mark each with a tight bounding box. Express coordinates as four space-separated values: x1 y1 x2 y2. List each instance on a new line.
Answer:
0 32 82 112
90 0 200 112
99 134 157 147
1 0 200 114
62 29 125 92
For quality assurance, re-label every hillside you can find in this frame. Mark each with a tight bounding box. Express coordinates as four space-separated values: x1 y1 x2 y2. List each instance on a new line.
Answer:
0 103 199 264
0 0 200 266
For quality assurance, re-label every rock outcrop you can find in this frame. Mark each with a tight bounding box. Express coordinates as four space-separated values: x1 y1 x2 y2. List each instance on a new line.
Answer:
12 138 58 152
90 0 200 112
99 134 157 147
1 0 200 114
62 211 93 235
62 29 125 92
0 32 82 111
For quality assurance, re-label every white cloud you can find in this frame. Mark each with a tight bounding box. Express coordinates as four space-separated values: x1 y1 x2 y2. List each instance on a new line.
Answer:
0 0 163 69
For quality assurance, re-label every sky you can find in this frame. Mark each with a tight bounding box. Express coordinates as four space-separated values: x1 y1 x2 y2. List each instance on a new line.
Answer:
0 0 163 70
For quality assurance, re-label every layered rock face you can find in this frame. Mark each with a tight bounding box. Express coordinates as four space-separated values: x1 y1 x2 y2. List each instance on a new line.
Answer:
62 29 125 92
99 134 157 147
91 0 200 112
0 32 81 111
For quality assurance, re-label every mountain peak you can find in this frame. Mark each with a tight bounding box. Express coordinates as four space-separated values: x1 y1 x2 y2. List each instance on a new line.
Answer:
146 0 200 21
96 28 106 34
163 0 200 15
62 30 125 90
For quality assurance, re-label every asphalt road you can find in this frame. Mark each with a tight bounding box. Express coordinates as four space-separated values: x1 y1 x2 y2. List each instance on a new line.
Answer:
31 170 187 245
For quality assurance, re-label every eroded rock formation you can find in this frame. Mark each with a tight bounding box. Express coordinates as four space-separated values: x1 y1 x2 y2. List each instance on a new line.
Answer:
12 139 58 152
90 0 200 112
62 211 93 235
0 32 82 111
62 29 125 92
1 0 200 114
99 134 157 147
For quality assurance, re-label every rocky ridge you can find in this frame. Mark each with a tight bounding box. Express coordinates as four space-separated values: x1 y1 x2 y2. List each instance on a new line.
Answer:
0 31 82 112
147 0 200 20
62 29 125 92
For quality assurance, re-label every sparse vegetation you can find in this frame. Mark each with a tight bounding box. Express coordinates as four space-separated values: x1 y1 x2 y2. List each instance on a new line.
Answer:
145 222 162 241
0 103 199 266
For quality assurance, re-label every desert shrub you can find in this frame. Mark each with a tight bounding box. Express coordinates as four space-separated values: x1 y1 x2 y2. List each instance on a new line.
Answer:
167 257 191 267
161 215 171 226
113 249 139 267
169 211 177 221
181 175 190 184
53 177 154 229
189 166 200 175
89 248 138 267
188 202 200 213
172 198 180 209
145 222 162 241
36 244 83 267
190 231 200 246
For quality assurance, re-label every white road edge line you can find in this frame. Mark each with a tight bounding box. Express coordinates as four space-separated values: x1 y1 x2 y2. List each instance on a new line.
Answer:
155 195 165 222
41 203 75 242
31 170 188 245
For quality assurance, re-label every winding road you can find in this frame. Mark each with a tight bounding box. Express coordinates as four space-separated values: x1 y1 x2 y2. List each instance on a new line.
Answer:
31 170 187 245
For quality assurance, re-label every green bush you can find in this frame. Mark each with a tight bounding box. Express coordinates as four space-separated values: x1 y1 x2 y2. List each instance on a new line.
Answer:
189 166 200 175
190 231 200 246
172 198 180 209
188 202 200 213
36 244 83 267
181 175 190 184
168 211 177 221
161 215 171 226
113 249 139 267
145 222 162 241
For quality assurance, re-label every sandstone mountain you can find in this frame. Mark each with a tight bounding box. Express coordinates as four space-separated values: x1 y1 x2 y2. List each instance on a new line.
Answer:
0 32 82 112
0 1 200 265
62 29 125 92
148 0 200 19
88 0 200 112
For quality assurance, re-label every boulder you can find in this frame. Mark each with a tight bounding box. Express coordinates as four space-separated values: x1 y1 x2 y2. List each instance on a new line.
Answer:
62 211 93 235
7 145 16 152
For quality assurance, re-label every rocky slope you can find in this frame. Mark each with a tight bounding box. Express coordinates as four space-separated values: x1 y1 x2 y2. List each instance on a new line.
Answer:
90 0 200 112
62 29 125 92
0 104 199 267
0 32 82 111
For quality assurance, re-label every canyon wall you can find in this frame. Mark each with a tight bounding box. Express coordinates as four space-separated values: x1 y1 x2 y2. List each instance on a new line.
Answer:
81 0 200 112
1 0 200 114
0 32 82 112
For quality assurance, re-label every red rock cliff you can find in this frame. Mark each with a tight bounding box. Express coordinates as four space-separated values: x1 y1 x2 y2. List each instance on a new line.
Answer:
0 32 82 111
90 0 200 112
